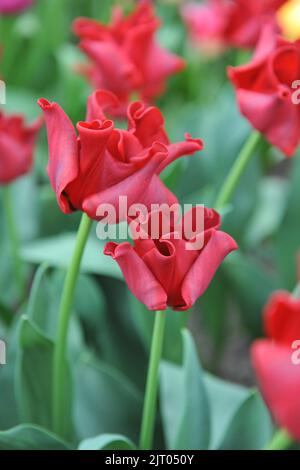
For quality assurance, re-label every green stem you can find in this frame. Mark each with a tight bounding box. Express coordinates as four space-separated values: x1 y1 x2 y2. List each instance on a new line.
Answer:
139 310 167 450
214 131 262 211
2 186 25 300
265 429 293 450
52 213 92 437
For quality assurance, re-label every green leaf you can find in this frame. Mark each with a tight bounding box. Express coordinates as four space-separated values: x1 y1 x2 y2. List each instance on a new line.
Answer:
129 294 185 363
26 264 103 359
73 353 142 443
245 177 288 247
37 186 82 237
160 330 210 450
223 252 280 336
203 374 249 449
0 322 19 429
0 425 71 450
78 434 136 451
160 361 183 449
55 44 89 123
21 233 122 279
0 299 13 327
27 263 53 328
15 316 53 428
199 270 229 367
15 316 73 440
82 280 147 389
275 150 300 289
73 274 107 329
218 391 273 450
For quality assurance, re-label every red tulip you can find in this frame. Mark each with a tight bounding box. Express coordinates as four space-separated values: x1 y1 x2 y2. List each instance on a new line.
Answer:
38 90 203 221
182 0 287 51
73 1 185 116
0 111 42 184
104 207 237 311
252 291 300 441
229 25 300 156
0 0 34 14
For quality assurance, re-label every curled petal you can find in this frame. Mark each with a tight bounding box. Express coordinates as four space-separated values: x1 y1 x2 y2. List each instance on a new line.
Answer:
228 26 292 92
38 98 79 213
158 134 204 174
127 101 169 146
76 119 114 174
104 242 167 311
86 90 121 121
73 17 109 41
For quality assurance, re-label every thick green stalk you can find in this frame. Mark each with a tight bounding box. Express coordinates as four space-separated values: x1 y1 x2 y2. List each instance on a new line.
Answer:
265 429 293 450
139 310 167 450
52 213 92 437
2 186 25 300
215 131 262 211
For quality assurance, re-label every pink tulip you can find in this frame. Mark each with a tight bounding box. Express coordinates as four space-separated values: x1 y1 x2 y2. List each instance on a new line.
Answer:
0 0 34 14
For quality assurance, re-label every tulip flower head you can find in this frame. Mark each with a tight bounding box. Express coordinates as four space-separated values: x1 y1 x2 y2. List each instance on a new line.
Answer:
73 1 185 116
252 291 300 441
104 207 237 311
38 90 203 221
182 0 288 52
229 24 300 156
0 110 42 184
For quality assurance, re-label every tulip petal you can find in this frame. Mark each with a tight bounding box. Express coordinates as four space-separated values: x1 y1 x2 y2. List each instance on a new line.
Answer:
0 114 42 184
86 90 120 121
0 134 32 183
252 340 300 441
104 242 167 311
235 89 300 156
180 230 238 310
138 175 178 210
158 134 203 174
82 144 168 221
264 291 300 346
73 17 109 41
38 98 79 213
76 120 114 174
79 39 141 92
127 101 169 147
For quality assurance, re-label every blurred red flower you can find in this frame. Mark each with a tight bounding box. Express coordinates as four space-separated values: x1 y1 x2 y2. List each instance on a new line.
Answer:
38 90 202 221
0 111 42 184
229 25 300 156
73 1 185 116
252 291 300 441
182 0 287 51
0 0 34 14
104 207 237 311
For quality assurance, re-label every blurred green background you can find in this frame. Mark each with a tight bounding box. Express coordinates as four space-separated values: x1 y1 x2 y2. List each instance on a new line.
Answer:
0 0 299 450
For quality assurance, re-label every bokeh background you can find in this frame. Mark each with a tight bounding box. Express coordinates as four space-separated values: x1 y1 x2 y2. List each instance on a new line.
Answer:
1 0 300 450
